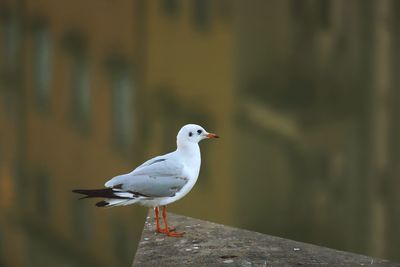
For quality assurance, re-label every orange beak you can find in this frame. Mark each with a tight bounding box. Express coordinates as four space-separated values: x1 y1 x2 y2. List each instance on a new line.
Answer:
206 133 219 139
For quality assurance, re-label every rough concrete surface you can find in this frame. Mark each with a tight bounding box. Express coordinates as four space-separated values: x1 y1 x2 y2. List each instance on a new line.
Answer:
133 212 399 267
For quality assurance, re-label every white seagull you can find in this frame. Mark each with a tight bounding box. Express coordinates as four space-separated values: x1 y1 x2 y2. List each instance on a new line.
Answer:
73 124 219 237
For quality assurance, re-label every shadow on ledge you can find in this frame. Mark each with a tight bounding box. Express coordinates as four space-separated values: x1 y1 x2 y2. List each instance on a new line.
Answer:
133 211 399 267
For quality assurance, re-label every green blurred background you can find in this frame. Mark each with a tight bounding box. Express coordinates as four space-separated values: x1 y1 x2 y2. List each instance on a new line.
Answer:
1 0 400 266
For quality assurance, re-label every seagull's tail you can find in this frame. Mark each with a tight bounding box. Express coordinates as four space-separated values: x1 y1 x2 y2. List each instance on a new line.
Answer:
72 188 141 207
95 198 140 207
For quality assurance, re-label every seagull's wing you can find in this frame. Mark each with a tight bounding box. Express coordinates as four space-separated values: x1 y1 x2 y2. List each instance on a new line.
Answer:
104 156 188 197
135 153 173 169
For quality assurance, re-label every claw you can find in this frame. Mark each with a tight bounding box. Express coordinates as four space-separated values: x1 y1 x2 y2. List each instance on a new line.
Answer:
166 231 185 237
157 227 176 234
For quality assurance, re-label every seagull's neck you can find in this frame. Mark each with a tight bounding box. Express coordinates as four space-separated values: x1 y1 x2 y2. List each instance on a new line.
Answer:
176 142 201 168
177 141 200 156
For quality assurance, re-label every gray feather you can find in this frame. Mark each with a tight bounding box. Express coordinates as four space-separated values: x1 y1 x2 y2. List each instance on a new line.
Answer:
104 156 188 197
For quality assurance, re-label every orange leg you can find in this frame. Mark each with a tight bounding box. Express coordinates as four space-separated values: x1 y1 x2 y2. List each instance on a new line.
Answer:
155 206 176 234
162 206 184 237
155 207 163 233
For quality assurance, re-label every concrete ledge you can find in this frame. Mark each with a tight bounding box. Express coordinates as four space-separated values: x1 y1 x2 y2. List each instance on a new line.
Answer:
133 212 399 267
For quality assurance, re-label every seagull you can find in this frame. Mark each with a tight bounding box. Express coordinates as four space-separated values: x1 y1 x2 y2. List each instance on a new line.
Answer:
72 124 219 237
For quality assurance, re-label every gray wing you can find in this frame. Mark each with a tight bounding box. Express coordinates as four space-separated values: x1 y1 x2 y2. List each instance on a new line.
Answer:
105 157 188 197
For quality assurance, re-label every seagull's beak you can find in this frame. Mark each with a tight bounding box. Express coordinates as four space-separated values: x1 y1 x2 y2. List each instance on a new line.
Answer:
206 133 219 139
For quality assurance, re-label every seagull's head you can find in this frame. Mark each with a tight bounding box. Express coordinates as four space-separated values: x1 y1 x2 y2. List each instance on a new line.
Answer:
177 124 219 145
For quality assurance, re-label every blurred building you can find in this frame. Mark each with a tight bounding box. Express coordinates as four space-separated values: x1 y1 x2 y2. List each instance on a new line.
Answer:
0 0 235 266
0 0 143 266
1 0 400 267
234 0 400 261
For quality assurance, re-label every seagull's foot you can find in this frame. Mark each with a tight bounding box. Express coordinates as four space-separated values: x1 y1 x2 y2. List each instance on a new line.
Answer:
166 231 185 238
156 226 176 234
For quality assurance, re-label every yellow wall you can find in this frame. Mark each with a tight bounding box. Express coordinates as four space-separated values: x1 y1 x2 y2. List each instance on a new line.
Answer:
0 0 236 266
143 0 235 223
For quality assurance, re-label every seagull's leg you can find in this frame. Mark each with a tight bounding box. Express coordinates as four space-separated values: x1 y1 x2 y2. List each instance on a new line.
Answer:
162 206 184 237
155 207 163 233
155 206 171 234
160 206 175 232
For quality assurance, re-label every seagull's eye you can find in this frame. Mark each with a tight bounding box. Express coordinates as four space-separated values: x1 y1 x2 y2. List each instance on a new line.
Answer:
188 132 193 137
197 129 202 134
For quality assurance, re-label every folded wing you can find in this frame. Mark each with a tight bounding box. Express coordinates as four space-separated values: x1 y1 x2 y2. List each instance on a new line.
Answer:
105 157 188 197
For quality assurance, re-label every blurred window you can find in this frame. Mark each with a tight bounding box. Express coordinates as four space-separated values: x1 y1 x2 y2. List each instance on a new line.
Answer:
193 0 211 31
290 0 307 22
112 70 134 149
70 53 91 133
35 172 51 217
71 200 90 240
0 228 3 266
112 222 131 265
319 0 331 30
3 17 20 65
33 26 52 110
1 16 20 72
217 0 231 21
163 0 179 16
13 160 26 203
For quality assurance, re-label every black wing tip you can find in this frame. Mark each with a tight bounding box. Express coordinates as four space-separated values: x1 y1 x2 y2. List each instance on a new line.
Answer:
71 188 127 199
72 189 87 194
96 201 109 207
72 189 86 199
